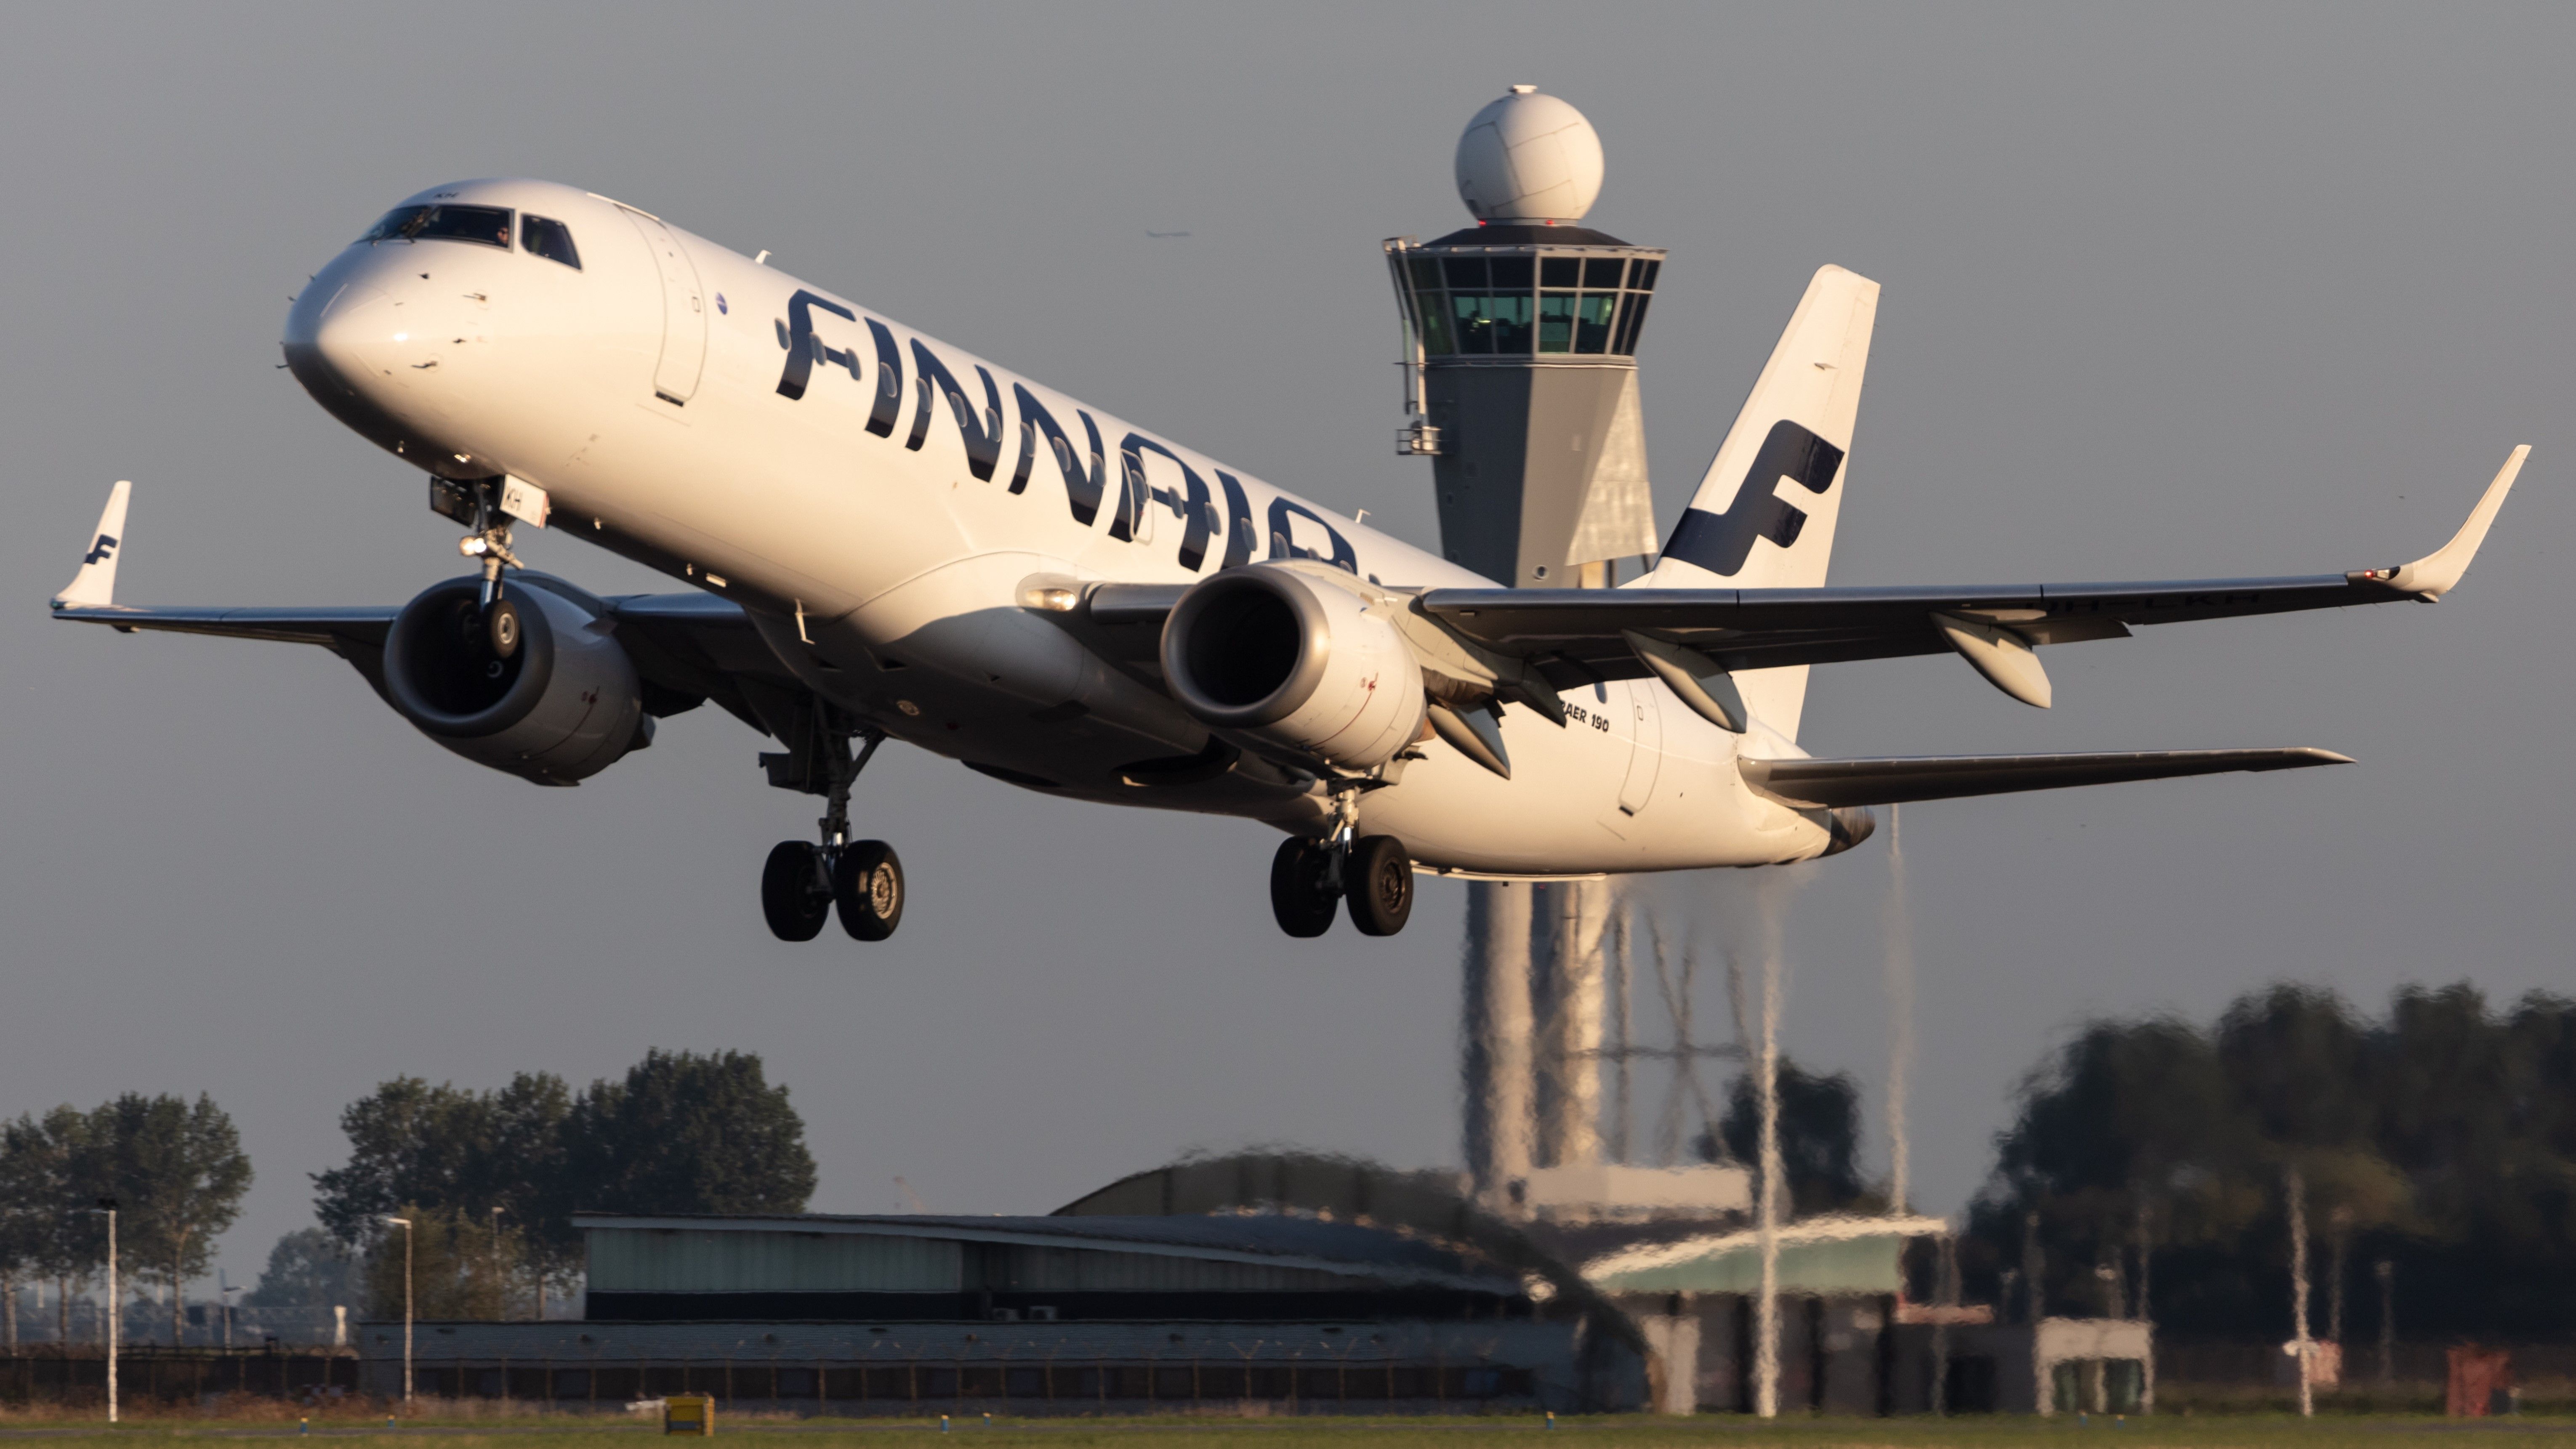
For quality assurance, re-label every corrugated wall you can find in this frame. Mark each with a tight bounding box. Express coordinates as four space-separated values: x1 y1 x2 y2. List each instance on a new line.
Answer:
589 1228 1382 1296
587 1229 961 1293
1006 1246 1352 1294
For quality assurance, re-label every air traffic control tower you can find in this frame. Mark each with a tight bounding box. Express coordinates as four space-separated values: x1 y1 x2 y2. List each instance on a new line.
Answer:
1387 89 1747 1223
1386 85 1662 588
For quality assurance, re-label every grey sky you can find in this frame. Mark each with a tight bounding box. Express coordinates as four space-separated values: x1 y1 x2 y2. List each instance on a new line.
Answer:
5 4 2569 1289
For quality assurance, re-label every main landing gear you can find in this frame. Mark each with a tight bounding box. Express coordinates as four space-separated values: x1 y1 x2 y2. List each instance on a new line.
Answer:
759 724 906 943
1269 796 1414 939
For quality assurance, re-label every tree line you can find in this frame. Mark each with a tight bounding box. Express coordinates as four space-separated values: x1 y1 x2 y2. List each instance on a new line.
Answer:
1967 981 2576 1340
0 1095 251 1345
306 1048 815 1319
0 1050 817 1339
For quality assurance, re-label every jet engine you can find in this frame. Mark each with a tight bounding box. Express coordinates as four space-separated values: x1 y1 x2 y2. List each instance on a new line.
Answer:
381 575 649 785
1160 565 1426 771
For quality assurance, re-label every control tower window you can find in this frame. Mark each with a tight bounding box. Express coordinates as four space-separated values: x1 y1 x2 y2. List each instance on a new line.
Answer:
360 204 513 249
1403 257 1455 356
1538 290 1577 353
1574 292 1618 354
1613 290 1654 354
1540 257 1581 287
1583 258 1627 289
519 215 581 270
1485 278 1533 355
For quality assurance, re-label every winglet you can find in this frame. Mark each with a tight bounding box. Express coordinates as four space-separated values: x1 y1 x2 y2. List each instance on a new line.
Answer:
2386 446 2528 599
54 481 131 610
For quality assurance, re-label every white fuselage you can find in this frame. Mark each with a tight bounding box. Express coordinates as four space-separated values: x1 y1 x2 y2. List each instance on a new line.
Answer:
282 179 1836 875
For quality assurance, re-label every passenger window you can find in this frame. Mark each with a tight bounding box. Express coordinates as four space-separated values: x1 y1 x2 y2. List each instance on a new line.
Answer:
520 215 582 270
360 204 512 249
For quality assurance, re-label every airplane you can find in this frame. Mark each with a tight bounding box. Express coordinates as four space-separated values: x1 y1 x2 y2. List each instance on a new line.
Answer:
52 178 2526 944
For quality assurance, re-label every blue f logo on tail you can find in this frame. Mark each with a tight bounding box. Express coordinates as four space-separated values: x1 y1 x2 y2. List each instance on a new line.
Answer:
84 533 118 566
1661 421 1844 578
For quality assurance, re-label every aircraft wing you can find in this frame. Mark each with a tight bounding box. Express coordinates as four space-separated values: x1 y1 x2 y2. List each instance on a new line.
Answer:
51 489 796 731
1418 447 2528 701
1741 747 2351 808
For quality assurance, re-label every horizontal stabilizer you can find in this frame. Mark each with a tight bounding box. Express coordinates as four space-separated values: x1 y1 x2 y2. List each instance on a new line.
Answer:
1741 747 2351 809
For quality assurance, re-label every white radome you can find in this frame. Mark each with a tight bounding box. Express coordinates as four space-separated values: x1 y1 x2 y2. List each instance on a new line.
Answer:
1454 85 1605 224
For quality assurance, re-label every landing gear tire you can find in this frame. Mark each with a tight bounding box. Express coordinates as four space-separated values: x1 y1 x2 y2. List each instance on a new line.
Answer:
832 839 905 941
1345 834 1414 937
485 597 523 660
760 841 830 942
1269 837 1340 938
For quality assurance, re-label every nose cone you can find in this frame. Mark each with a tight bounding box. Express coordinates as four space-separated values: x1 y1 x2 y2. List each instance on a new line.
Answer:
282 281 395 410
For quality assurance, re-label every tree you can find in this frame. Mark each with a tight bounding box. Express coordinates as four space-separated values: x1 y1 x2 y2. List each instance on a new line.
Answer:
311 1077 509 1245
484 1073 577 1309
1973 982 2576 1338
313 1052 812 1319
364 1205 529 1321
243 1227 365 1310
567 1050 817 1215
0 1106 103 1344
88 1093 252 1343
1718 1057 1866 1215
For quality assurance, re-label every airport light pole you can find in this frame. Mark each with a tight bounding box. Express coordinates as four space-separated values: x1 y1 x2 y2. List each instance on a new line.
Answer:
88 1199 117 1424
382 1216 413 1406
490 1207 506 1319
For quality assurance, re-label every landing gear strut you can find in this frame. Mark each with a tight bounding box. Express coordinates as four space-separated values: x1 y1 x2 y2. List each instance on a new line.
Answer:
758 720 904 944
1268 793 1413 938
435 476 527 660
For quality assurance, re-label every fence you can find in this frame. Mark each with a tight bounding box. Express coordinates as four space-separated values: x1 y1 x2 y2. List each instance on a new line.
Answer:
382 1359 1533 1414
0 1349 360 1404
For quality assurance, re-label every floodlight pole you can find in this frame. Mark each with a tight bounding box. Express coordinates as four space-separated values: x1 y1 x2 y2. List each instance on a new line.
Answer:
88 1200 117 1425
2287 1165 2313 1418
383 1216 414 1406
1753 939 1782 1419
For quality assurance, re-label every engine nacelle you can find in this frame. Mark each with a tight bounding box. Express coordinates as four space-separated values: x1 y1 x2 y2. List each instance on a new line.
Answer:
1160 565 1426 771
381 575 648 785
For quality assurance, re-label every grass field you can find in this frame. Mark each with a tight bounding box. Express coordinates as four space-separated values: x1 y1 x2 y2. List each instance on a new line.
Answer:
0 1410 2568 1449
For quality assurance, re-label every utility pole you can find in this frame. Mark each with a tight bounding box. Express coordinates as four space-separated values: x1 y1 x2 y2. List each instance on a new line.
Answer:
88 1199 117 1425
382 1217 414 1406
490 1207 506 1320
2374 1260 2395 1385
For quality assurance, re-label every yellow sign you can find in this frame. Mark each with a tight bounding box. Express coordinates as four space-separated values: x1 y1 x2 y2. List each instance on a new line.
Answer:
663 1394 714 1436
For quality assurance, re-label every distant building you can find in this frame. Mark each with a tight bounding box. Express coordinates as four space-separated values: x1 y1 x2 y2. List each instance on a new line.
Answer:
357 1194 1634 1414
357 1154 2139 1417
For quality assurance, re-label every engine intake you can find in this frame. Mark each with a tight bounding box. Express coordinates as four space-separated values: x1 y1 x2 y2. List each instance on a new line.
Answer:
382 575 647 785
1160 566 1425 771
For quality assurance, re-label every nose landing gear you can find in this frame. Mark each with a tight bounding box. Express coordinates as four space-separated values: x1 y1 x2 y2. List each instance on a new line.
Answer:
757 720 905 944
430 475 530 660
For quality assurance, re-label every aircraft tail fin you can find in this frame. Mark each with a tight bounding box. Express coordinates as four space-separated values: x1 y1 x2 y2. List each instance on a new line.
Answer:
1642 266 1879 738
55 481 131 610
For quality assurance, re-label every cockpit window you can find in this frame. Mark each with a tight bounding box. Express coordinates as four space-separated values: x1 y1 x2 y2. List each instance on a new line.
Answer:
519 215 581 270
359 204 513 249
